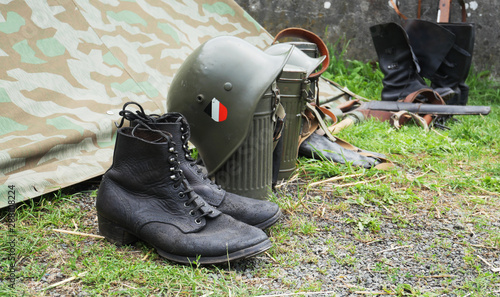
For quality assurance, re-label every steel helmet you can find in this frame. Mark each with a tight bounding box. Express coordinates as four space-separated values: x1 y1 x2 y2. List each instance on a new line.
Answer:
265 43 326 77
166 36 292 175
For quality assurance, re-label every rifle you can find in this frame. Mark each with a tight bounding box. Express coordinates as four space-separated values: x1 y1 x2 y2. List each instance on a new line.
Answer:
358 100 490 116
328 96 491 133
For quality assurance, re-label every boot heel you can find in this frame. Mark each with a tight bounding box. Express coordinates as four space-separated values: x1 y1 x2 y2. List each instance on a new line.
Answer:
98 214 138 245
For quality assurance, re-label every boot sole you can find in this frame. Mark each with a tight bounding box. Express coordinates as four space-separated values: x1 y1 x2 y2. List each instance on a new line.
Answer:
98 214 272 265
156 238 272 265
254 209 282 230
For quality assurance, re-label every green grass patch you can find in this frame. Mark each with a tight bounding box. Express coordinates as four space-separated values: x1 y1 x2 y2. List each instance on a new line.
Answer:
1 39 499 296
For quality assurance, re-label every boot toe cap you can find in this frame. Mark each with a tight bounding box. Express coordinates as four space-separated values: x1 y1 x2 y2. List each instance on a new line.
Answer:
140 214 271 264
217 192 282 229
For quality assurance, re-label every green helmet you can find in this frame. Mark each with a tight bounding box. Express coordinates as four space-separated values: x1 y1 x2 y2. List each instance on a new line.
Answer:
166 36 291 175
265 43 326 77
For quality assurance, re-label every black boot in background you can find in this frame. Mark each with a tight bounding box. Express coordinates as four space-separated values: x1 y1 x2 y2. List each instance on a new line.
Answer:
431 23 475 105
118 103 282 230
370 22 446 101
403 19 474 105
402 19 456 100
96 125 271 264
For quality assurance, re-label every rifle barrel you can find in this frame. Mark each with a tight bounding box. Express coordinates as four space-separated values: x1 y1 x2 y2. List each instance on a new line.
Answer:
362 101 491 115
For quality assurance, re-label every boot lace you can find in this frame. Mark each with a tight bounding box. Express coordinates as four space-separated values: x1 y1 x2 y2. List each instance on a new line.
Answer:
174 117 222 190
118 102 213 223
115 101 169 128
168 137 213 223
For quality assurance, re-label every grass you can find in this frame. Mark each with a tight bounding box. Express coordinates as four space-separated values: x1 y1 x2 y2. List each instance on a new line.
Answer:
1 41 500 296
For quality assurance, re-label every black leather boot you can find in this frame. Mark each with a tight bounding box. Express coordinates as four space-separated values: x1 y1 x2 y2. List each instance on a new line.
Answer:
431 23 475 106
96 126 271 264
403 19 474 105
402 19 455 80
370 22 440 101
117 103 281 230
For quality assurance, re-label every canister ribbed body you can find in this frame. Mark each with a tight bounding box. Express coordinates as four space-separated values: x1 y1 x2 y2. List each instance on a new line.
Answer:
276 65 308 180
214 88 274 200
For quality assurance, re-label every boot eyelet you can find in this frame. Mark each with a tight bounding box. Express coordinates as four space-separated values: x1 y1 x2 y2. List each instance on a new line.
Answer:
170 175 177 180
169 157 176 163
184 202 189 207
170 167 175 172
189 210 195 216
179 192 185 198
195 218 202 224
169 147 175 152
185 153 190 158
180 127 185 132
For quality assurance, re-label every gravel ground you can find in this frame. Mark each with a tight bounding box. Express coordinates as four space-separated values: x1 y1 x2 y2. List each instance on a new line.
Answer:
16 175 500 296
246 181 500 296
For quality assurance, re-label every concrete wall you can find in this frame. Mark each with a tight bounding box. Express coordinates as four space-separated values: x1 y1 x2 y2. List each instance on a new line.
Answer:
235 0 499 76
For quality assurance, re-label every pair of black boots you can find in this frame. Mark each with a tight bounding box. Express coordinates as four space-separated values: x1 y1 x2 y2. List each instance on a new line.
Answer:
371 20 474 105
96 103 281 265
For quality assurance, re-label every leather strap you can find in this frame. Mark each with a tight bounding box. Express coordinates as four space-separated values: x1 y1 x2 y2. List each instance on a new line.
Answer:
390 0 409 20
273 27 330 79
417 0 422 19
437 0 452 22
398 89 444 127
439 0 467 22
298 108 319 148
391 110 430 131
318 105 338 125
336 99 361 112
390 0 467 22
401 88 445 105
459 0 467 22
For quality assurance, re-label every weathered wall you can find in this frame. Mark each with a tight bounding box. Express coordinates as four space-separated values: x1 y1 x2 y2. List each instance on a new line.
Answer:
235 0 499 76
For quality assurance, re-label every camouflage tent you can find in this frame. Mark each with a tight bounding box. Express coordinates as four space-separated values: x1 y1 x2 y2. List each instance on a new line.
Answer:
0 0 345 208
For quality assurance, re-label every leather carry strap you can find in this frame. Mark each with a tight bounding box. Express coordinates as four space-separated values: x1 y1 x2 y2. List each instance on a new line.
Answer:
390 0 467 22
273 27 330 79
336 98 361 112
438 0 467 22
318 105 338 125
391 110 430 131
389 0 410 20
437 0 452 22
401 88 445 105
399 88 444 127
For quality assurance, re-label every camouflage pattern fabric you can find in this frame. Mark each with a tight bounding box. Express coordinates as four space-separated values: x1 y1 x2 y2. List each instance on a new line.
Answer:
0 0 346 208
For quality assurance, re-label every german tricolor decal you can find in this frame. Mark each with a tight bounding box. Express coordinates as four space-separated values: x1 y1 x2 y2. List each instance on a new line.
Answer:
204 98 227 122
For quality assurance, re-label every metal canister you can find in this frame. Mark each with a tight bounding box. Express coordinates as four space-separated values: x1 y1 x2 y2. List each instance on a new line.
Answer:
276 65 309 180
287 41 320 58
213 85 275 200
287 42 320 98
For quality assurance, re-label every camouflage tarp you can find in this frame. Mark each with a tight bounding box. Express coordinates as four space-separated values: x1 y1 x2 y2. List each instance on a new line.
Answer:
0 0 345 208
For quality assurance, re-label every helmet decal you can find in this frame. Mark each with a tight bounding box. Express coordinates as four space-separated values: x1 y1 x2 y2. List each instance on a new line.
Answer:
204 98 228 122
